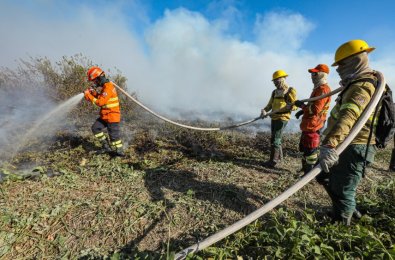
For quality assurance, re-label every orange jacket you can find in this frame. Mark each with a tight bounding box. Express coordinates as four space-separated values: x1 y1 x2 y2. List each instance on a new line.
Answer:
84 82 121 123
300 84 331 132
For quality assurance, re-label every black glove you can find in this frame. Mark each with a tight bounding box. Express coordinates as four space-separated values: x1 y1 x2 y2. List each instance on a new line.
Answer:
294 100 305 108
295 110 304 119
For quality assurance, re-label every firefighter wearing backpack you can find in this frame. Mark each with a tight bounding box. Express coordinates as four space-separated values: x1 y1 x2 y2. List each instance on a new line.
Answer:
294 64 331 176
84 66 125 157
260 70 297 168
317 39 380 225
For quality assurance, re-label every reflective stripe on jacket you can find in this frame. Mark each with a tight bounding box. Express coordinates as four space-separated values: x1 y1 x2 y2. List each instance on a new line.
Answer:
85 82 121 123
264 87 297 121
323 74 377 147
300 84 331 132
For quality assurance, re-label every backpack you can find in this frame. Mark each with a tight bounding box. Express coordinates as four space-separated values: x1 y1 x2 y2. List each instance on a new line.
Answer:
350 77 395 177
373 84 395 148
345 77 395 148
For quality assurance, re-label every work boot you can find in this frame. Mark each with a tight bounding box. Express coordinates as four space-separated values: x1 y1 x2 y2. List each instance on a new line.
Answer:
278 146 283 161
341 215 352 226
273 146 282 164
298 159 305 173
353 209 362 219
302 163 315 177
326 209 362 221
329 213 351 226
109 140 125 157
96 139 111 154
112 147 125 157
390 149 395 171
263 146 277 168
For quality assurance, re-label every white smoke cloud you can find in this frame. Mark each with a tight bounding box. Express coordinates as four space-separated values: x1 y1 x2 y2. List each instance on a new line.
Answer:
254 11 315 52
1 0 395 124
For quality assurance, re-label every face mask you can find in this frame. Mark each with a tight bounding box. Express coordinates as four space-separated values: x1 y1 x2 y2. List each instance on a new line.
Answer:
273 77 286 89
311 72 327 87
336 52 373 83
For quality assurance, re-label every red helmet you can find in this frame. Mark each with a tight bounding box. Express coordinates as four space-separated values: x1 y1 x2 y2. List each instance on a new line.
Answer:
87 66 104 81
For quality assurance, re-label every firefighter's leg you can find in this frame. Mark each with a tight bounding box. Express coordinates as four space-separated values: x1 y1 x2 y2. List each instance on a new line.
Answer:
108 122 125 157
303 149 318 175
263 146 276 168
390 148 395 171
91 119 110 154
300 132 320 176
327 145 376 225
272 120 287 165
264 120 287 168
298 135 305 172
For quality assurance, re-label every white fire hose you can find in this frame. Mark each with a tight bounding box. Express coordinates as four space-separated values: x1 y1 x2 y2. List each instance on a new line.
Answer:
113 83 345 131
174 71 386 259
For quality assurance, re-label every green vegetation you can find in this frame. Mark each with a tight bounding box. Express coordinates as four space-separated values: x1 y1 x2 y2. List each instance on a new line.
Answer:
0 57 394 259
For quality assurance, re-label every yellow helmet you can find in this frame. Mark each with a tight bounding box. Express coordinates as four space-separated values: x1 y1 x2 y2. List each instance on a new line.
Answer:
332 39 375 66
272 70 288 81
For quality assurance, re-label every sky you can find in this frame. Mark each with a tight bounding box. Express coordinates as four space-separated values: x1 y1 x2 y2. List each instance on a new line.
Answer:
1 0 395 120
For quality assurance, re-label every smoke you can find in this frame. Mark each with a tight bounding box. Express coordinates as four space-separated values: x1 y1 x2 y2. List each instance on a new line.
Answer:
1 1 395 124
0 85 83 162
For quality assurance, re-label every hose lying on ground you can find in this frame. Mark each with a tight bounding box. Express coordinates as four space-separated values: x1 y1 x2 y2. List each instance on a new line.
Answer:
174 71 386 259
113 83 344 131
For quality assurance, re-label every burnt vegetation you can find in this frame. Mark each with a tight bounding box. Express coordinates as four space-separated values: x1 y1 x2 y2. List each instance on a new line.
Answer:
0 56 394 259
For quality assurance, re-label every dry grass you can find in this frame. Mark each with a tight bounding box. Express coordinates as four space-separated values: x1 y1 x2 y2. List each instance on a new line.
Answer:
1 118 393 259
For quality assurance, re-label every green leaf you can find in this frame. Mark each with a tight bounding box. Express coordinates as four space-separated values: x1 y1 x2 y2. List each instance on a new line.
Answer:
313 245 321 255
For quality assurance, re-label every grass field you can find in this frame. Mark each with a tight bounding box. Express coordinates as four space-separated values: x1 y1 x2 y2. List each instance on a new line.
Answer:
1 118 394 259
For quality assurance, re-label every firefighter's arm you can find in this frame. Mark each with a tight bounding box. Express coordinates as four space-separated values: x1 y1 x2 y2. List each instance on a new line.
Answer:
288 88 298 111
90 88 98 97
84 89 96 103
308 88 330 115
263 94 273 112
93 84 112 107
323 83 374 147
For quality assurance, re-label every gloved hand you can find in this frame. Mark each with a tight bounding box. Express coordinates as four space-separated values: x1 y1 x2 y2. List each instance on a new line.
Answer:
294 100 305 108
319 145 339 173
295 110 304 119
260 109 267 118
84 89 92 101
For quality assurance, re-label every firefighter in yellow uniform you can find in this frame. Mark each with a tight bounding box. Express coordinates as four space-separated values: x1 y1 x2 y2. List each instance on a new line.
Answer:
318 40 379 225
261 70 297 168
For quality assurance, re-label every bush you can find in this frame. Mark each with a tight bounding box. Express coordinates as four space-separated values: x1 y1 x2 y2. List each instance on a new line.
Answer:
0 54 138 123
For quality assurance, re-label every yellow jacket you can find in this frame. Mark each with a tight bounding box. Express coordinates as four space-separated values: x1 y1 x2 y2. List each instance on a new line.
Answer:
264 87 297 121
323 74 377 147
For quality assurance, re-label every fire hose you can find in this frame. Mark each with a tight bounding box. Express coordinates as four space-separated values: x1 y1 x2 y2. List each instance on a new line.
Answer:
174 71 386 259
113 83 345 131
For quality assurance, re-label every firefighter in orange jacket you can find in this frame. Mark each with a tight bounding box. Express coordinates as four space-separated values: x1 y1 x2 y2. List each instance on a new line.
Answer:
83 66 124 156
294 64 331 175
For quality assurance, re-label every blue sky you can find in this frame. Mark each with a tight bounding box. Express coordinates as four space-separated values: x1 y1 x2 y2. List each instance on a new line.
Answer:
1 0 395 119
139 0 395 54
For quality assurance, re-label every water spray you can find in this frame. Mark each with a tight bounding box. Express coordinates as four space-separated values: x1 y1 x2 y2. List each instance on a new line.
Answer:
9 93 84 160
